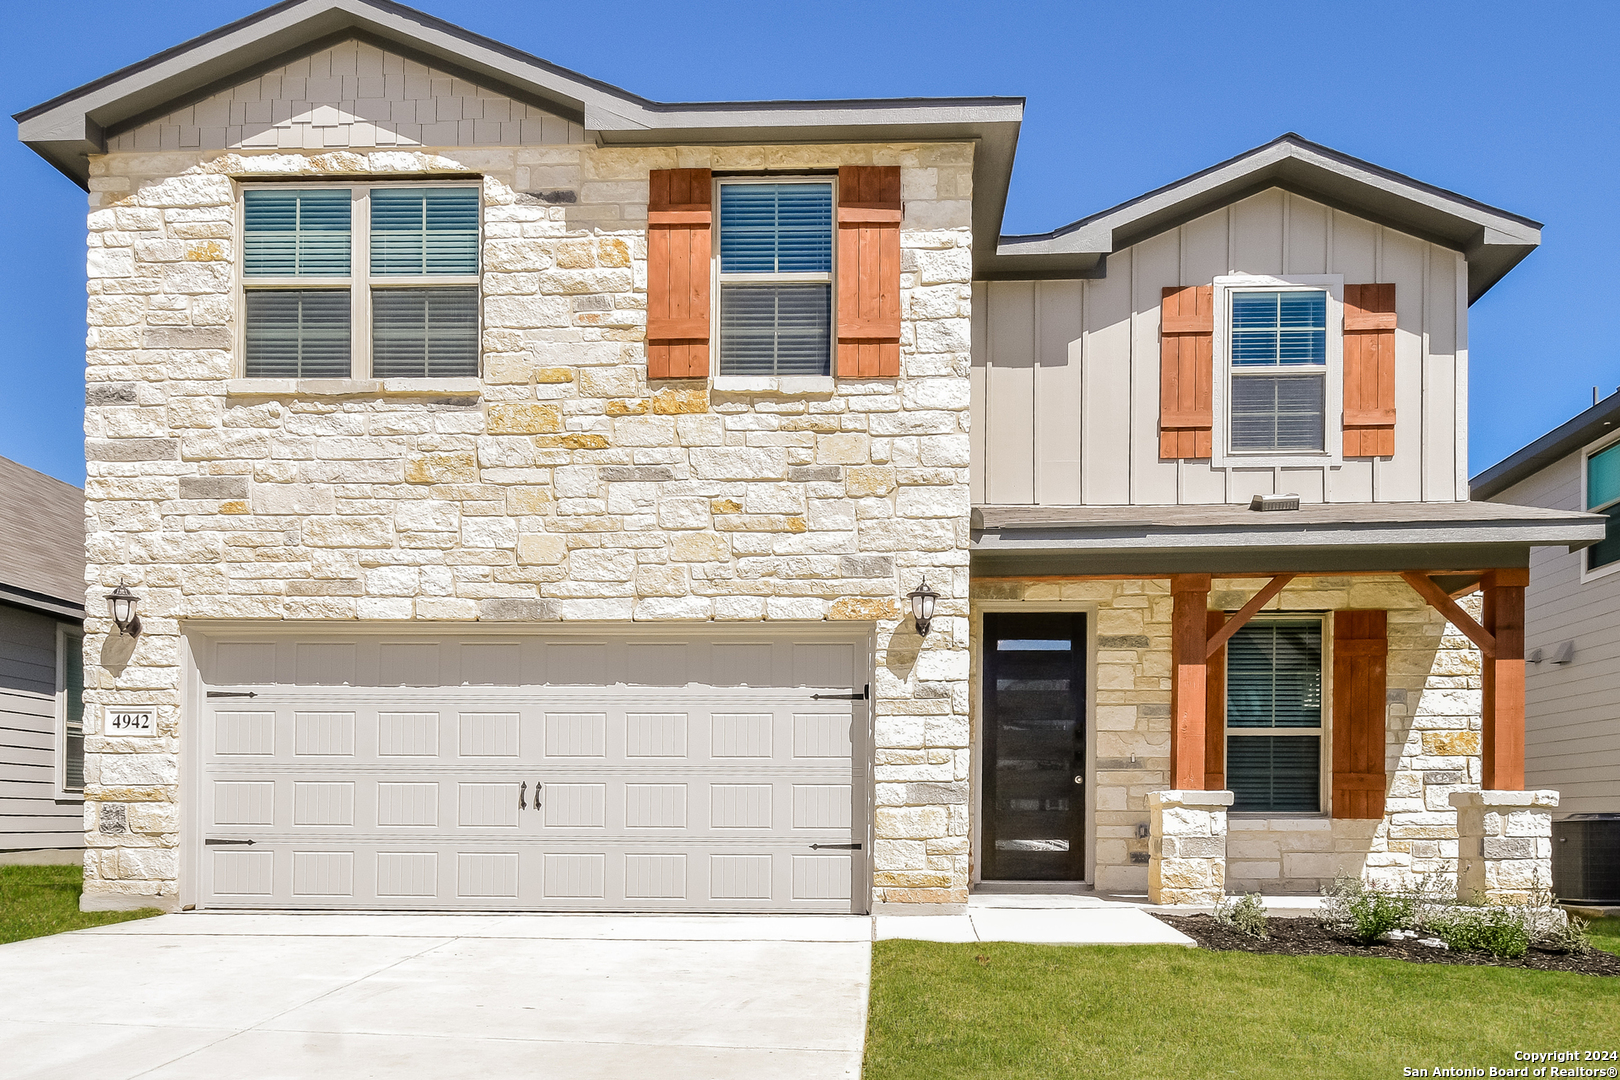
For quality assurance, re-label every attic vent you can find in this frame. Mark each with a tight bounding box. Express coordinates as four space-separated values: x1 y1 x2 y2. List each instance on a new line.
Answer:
1249 493 1301 512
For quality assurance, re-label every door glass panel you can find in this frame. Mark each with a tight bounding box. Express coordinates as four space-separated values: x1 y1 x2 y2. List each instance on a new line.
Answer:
983 612 1085 881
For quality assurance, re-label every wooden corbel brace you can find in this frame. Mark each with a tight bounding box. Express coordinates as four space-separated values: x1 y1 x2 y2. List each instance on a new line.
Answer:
1206 574 1295 659
1400 572 1496 658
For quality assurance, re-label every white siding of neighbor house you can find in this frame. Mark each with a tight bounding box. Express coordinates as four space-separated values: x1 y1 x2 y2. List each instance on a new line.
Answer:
1494 459 1620 815
0 605 81 851
107 40 585 154
972 189 1472 507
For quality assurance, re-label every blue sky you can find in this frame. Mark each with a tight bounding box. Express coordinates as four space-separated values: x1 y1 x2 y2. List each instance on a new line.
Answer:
5 0 1617 487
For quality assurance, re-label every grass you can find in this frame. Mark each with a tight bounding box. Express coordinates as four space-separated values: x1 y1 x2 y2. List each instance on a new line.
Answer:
865 940 1620 1080
0 864 162 945
1589 917 1620 955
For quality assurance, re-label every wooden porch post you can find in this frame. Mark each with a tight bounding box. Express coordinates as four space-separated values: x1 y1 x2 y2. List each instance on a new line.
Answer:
1480 569 1528 790
1169 574 1212 790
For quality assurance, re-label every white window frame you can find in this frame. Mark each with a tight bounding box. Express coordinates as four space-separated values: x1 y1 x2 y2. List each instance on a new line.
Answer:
234 179 483 381
1212 274 1344 469
1580 428 1620 583
1223 613 1331 817
54 624 84 801
711 174 839 385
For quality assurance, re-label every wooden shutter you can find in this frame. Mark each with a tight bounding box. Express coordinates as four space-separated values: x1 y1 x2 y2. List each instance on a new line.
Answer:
836 166 902 378
1159 286 1214 459
1205 610 1227 790
646 168 712 379
1332 610 1388 819
1342 284 1396 457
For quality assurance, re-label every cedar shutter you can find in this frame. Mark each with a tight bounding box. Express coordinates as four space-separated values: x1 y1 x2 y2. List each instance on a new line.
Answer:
1205 610 1227 790
1159 286 1214 459
1342 284 1397 457
836 166 902 378
646 168 712 379
1332 610 1388 819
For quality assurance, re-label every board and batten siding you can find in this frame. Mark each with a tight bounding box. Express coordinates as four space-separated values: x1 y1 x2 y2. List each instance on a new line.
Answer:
0 604 81 851
1494 460 1620 815
971 189 1470 506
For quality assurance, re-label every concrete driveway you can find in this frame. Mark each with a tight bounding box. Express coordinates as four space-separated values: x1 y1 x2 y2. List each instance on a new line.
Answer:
0 913 871 1079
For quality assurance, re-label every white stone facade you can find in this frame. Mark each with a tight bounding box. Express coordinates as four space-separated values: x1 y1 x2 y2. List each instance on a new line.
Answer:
80 134 975 910
1451 790 1559 905
971 576 1486 896
1148 790 1232 905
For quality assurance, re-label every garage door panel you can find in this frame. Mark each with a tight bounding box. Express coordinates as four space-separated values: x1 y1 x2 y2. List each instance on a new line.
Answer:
198 630 869 912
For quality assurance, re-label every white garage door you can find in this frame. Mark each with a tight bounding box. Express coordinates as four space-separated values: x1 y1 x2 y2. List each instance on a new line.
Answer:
191 630 870 913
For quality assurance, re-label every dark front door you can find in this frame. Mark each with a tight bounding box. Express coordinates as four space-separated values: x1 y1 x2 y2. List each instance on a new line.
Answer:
982 612 1086 881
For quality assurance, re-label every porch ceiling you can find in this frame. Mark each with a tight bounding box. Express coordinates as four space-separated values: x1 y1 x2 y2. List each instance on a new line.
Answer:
969 501 1605 577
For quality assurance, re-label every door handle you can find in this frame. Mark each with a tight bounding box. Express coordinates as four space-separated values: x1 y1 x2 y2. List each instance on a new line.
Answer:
518 781 527 811
534 782 543 810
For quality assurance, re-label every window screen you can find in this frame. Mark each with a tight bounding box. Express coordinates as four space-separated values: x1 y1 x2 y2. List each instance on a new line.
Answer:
1588 441 1620 571
1228 290 1328 454
373 288 479 378
245 290 351 378
1226 620 1323 813
717 182 834 376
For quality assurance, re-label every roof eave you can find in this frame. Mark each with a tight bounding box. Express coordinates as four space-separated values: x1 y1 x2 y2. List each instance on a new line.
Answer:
1472 391 1620 499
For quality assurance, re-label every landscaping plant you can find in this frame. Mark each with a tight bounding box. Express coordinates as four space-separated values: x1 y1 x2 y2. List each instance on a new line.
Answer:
1213 892 1270 940
1318 874 1416 944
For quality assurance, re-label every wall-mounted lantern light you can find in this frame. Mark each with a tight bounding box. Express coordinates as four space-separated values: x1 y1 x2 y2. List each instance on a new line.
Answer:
908 577 939 637
108 582 142 638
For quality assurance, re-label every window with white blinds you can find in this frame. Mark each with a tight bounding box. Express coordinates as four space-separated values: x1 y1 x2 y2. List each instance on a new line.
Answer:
241 184 480 379
1228 290 1328 453
716 181 834 376
1225 619 1323 813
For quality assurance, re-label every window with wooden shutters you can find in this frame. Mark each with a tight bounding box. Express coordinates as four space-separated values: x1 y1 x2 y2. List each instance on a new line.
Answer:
836 165 901 378
1331 610 1388 819
716 179 834 376
647 168 713 379
1225 619 1323 813
241 183 481 380
1342 283 1397 458
1159 286 1213 458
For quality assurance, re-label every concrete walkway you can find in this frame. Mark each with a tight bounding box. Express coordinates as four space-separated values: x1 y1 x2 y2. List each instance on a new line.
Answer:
877 893 1198 945
0 913 871 1080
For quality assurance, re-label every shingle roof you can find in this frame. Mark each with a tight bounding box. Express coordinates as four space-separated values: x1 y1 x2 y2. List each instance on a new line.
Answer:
0 457 84 617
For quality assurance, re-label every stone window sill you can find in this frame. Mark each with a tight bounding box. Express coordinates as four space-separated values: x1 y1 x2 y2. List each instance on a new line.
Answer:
1227 812 1331 820
226 378 482 398
711 375 836 395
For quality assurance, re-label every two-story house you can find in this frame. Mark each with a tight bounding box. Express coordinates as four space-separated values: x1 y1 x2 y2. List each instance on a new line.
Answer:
17 0 1603 914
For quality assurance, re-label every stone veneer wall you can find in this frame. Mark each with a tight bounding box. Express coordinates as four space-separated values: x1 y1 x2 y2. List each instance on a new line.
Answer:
970 576 1485 895
80 141 975 910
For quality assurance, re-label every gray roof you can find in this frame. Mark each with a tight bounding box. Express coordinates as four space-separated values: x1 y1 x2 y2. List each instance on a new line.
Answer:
0 457 85 619
972 501 1605 577
1471 390 1620 501
12 0 1024 272
985 134 1542 303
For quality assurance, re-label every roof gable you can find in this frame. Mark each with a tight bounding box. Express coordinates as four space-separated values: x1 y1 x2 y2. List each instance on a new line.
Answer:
989 134 1541 303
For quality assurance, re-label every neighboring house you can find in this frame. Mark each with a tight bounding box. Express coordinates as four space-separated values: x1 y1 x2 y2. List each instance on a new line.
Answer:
15 0 1603 913
0 456 86 858
1472 390 1620 820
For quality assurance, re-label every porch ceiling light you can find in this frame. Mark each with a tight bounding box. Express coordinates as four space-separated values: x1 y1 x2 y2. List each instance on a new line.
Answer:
108 582 142 638
908 577 939 636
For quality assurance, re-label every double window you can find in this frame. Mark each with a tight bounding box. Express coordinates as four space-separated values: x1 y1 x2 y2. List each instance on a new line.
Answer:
241 184 480 379
1587 437 1620 574
715 179 835 377
1225 619 1324 813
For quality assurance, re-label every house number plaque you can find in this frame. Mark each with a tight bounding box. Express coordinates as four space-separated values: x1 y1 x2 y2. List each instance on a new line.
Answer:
104 709 156 737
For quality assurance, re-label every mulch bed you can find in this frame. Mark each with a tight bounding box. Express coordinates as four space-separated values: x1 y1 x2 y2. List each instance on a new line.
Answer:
1153 913 1620 977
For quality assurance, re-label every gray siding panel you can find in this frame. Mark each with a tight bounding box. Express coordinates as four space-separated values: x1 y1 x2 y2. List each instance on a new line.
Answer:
1494 458 1620 815
0 606 82 850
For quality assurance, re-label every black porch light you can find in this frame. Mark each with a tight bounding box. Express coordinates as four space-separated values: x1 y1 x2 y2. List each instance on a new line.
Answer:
108 582 142 638
907 576 939 636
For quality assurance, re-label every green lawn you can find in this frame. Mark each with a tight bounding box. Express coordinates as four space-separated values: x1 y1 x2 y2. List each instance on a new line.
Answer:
1591 917 1620 955
1 864 162 945
866 940 1620 1080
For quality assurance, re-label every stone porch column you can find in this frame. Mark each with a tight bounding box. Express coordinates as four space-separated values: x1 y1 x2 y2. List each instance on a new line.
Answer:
1450 790 1559 904
1148 789 1234 905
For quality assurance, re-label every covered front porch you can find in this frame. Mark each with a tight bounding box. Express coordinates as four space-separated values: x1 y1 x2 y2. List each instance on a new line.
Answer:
968 500 1606 903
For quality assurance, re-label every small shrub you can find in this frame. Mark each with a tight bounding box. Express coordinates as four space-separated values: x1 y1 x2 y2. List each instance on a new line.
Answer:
1213 893 1270 940
1319 874 1416 944
1424 905 1531 959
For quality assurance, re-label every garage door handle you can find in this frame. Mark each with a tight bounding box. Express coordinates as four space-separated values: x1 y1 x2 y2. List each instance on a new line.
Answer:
518 782 527 811
812 684 869 701
810 843 862 850
205 838 255 846
206 691 257 699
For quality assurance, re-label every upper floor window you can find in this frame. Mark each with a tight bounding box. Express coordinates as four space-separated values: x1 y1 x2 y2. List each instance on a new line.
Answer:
1229 289 1328 453
1225 618 1324 814
716 179 834 377
1587 437 1620 574
241 184 480 380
